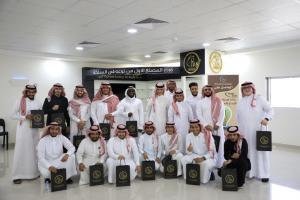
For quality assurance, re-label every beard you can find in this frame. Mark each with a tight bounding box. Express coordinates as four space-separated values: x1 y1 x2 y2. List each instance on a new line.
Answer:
204 93 212 97
27 96 35 100
91 137 99 142
192 92 198 97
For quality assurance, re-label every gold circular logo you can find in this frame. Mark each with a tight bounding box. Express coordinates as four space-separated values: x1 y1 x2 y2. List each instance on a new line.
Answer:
33 115 42 122
55 117 63 124
54 175 64 184
183 52 201 74
225 175 235 184
209 51 222 73
188 169 198 179
260 136 269 145
145 166 153 175
127 124 136 133
101 127 109 134
119 170 128 180
92 170 101 179
166 165 175 173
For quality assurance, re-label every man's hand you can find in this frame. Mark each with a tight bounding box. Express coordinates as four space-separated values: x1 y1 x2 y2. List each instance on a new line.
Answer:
26 114 33 120
231 153 240 159
104 113 112 120
61 154 69 162
135 165 141 173
155 157 161 164
169 150 176 155
52 105 59 111
143 152 149 160
193 157 205 164
261 119 269 126
223 160 232 167
187 143 193 152
48 166 57 173
205 125 213 131
78 120 85 130
213 125 219 131
128 112 133 118
79 163 86 172
118 155 125 160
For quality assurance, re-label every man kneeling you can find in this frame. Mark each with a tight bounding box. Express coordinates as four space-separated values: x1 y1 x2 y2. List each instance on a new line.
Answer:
77 125 107 185
106 124 141 183
181 120 216 183
37 122 77 185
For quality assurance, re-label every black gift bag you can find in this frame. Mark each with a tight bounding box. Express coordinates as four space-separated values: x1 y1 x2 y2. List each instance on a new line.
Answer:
164 159 177 179
141 160 155 180
126 118 138 137
212 135 220 153
256 129 272 151
73 131 85 151
31 110 45 128
116 161 130 187
222 168 238 191
99 121 111 141
186 162 200 185
51 168 67 192
89 163 104 186
51 113 65 128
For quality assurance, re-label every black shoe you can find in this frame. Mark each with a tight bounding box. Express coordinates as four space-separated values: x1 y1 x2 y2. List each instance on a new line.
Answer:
45 178 51 184
210 172 215 181
217 168 222 177
13 179 22 184
66 178 73 184
261 178 269 183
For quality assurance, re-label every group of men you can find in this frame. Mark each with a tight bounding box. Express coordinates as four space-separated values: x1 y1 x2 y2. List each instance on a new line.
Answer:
11 80 273 189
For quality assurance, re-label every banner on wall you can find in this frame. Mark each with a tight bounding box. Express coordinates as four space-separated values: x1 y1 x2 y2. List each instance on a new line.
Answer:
208 75 239 127
180 49 205 76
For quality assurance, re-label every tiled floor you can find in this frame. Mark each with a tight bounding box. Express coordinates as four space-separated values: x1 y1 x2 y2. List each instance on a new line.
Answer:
0 145 299 200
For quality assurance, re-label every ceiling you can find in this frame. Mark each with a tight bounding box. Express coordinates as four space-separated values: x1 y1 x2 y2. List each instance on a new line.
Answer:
0 0 300 63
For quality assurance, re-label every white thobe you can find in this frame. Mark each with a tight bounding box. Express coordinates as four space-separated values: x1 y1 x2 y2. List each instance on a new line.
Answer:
68 100 91 143
237 94 273 179
196 97 225 168
138 134 162 170
11 98 42 180
145 95 169 136
112 96 144 130
76 137 107 185
181 133 216 183
106 137 140 183
165 90 175 105
168 101 193 151
37 135 77 179
160 133 183 176
186 94 202 119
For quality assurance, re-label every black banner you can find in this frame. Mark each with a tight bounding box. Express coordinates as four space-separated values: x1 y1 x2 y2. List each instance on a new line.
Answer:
82 67 180 81
180 49 205 76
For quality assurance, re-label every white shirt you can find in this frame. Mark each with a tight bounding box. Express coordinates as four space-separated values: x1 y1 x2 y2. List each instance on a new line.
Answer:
186 94 202 119
160 133 183 155
185 132 215 159
138 133 162 159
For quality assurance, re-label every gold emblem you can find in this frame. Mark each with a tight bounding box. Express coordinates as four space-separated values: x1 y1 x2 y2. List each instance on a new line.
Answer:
92 170 101 179
209 51 222 73
33 114 42 122
54 175 64 184
188 169 198 179
145 166 153 175
54 117 63 125
127 124 136 133
166 164 175 173
260 136 269 145
183 52 201 74
225 175 235 184
101 127 109 134
119 170 128 180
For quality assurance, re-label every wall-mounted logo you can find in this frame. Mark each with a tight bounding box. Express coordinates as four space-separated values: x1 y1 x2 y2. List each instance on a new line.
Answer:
183 52 201 74
209 51 222 73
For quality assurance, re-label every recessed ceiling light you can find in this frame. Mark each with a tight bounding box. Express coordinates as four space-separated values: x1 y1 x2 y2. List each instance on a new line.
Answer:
144 54 151 58
127 28 138 34
76 46 84 51
202 42 210 47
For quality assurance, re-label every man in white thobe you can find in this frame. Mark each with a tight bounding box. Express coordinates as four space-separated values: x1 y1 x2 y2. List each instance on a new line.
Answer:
112 86 144 133
91 82 120 137
68 85 91 143
77 125 107 185
181 120 216 184
106 124 141 183
138 121 161 171
168 88 194 151
146 82 169 136
237 82 273 182
165 80 177 104
186 82 202 119
160 122 183 176
11 84 42 184
196 85 225 168
37 122 77 185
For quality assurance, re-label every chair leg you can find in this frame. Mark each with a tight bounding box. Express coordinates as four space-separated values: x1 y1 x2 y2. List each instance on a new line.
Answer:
6 134 8 150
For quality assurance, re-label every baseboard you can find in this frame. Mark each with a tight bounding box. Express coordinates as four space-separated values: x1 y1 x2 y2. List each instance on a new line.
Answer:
273 143 300 151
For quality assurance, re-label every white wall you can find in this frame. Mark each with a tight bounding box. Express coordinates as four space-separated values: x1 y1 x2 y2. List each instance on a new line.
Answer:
206 46 300 146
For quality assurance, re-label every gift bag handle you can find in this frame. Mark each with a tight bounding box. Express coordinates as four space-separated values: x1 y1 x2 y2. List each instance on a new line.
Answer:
119 159 126 166
260 125 268 131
